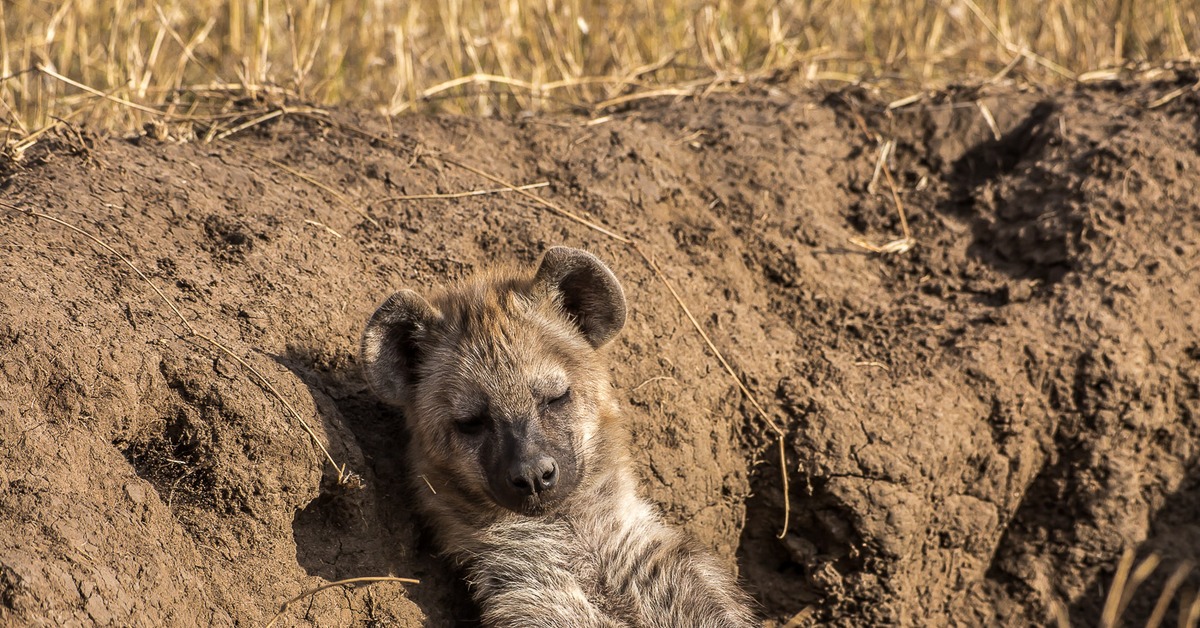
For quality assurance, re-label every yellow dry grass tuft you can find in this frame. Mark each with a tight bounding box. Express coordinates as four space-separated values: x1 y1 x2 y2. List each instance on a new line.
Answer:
1 0 1198 137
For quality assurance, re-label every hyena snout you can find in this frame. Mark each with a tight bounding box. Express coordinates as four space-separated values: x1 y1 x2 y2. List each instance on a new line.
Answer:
508 453 558 495
488 424 577 513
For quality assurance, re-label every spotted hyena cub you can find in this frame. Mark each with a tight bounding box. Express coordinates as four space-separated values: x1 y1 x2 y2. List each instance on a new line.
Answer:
360 247 755 627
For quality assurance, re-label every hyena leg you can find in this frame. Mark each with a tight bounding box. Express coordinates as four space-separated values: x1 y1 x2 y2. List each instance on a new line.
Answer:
469 520 627 628
595 514 756 628
475 585 626 628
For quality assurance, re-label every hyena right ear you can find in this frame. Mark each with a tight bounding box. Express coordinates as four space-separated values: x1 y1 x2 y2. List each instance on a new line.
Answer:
534 246 627 348
360 290 439 406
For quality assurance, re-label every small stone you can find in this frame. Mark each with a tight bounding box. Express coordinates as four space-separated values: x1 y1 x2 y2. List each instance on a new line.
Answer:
124 482 145 505
85 591 112 625
808 560 844 596
783 533 818 564
214 357 238 379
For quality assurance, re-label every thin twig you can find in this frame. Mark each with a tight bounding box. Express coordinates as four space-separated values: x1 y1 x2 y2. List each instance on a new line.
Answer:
386 73 660 115
977 101 1001 140
879 153 913 244
1146 560 1192 628
308 115 626 240
373 181 548 204
867 139 891 195
1115 553 1161 621
214 108 285 140
303 219 343 238
261 156 380 228
632 376 677 392
841 98 915 255
632 244 791 539
1147 79 1200 109
596 87 696 111
36 64 197 120
854 360 890 371
1099 549 1136 628
432 155 629 242
1113 554 1161 619
632 244 783 436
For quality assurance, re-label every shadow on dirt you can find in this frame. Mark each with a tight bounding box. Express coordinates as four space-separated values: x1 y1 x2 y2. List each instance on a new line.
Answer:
983 390 1200 626
934 100 1081 284
1068 463 1200 626
736 452 834 622
276 345 479 626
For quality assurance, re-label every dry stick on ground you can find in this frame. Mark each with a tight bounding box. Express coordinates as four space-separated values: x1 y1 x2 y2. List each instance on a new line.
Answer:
307 113 794 540
372 181 549 205
1146 560 1194 628
1113 553 1163 624
841 99 915 255
214 108 287 141
264 576 420 628
0 201 356 487
208 105 329 141
1090 550 1199 628
254 154 380 228
388 73 664 116
1098 549 1138 628
35 64 193 120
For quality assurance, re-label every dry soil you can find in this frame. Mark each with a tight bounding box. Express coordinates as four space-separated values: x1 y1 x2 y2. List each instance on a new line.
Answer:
1 78 1199 626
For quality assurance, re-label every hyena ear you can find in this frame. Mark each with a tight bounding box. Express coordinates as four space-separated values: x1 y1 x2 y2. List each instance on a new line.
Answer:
534 247 627 348
360 289 439 406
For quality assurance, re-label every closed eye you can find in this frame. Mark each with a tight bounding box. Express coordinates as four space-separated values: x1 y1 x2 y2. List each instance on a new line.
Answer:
454 414 488 435
547 388 571 407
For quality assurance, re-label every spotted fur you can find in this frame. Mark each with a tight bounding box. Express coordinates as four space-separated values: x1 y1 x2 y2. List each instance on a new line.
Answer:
361 247 755 627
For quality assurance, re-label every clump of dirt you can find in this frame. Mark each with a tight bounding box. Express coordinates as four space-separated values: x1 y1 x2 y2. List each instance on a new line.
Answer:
1 77 1197 626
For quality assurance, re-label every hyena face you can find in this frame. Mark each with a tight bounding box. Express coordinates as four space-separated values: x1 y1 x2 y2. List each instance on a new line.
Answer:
361 247 627 516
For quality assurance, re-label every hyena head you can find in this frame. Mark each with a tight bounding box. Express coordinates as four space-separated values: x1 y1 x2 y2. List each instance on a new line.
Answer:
360 247 627 516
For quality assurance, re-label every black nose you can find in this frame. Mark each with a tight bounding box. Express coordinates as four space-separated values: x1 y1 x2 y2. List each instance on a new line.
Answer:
509 455 558 495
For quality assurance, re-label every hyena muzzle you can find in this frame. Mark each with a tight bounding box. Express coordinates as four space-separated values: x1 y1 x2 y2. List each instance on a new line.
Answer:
360 246 756 627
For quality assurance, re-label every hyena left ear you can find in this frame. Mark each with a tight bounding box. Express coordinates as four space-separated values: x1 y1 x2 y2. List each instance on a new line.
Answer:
360 289 440 406
534 246 627 348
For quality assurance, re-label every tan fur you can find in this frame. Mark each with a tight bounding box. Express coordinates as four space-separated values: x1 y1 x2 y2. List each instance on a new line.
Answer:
361 248 755 627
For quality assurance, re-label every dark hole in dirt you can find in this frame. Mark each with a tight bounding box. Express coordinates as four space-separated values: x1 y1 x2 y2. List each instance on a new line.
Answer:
115 407 219 512
203 214 256 258
737 465 823 619
0 563 25 610
933 101 1092 282
951 100 1058 183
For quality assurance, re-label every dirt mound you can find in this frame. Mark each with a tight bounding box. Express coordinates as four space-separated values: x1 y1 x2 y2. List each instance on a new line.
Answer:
1 79 1198 626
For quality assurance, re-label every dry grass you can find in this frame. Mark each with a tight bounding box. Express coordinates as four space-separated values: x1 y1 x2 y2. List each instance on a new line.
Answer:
1 0 1198 137
1054 550 1200 628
